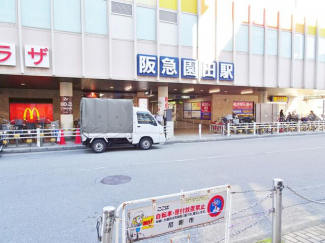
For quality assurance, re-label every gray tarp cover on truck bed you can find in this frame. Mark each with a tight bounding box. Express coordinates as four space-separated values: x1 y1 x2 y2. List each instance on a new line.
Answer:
80 98 133 134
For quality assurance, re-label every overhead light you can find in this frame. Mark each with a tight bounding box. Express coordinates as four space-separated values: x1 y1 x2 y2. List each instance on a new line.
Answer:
201 90 204 91
21 83 25 86
99 94 104 97
183 88 194 93
110 86 114 89
142 88 146 90
224 91 228 93
125 86 132 91
209 89 220 93
241 89 253 94
174 89 177 91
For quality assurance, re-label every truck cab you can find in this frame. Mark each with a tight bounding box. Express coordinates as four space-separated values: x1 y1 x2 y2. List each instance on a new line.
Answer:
132 107 166 149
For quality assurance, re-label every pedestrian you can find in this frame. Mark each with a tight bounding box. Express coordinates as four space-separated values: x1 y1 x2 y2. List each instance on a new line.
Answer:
279 110 285 122
155 112 163 125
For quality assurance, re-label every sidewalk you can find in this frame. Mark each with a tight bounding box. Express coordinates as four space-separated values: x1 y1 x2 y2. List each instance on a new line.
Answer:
2 130 325 154
283 224 325 243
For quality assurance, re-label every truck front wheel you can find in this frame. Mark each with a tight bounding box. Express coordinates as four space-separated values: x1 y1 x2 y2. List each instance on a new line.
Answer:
139 138 152 150
92 140 106 153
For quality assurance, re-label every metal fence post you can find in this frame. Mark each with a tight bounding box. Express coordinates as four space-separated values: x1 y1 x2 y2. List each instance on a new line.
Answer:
272 179 283 243
277 122 279 134
36 128 41 148
253 122 256 135
100 206 115 243
199 124 201 139
298 121 301 133
227 123 230 137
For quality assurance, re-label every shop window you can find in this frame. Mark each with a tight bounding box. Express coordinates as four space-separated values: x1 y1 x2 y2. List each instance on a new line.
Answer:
137 7 156 41
268 9 278 29
281 12 292 31
160 22 178 45
307 36 316 60
252 26 264 55
54 0 81 33
319 38 325 62
21 0 50 29
137 112 157 126
235 25 248 52
181 13 197 47
281 31 292 58
85 0 107 35
267 29 278 56
0 0 16 24
294 34 304 60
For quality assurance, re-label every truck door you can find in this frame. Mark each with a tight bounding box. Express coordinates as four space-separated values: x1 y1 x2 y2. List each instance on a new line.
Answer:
135 111 160 143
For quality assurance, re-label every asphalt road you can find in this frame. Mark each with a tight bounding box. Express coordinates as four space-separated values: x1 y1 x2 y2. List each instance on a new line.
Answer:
1 134 325 243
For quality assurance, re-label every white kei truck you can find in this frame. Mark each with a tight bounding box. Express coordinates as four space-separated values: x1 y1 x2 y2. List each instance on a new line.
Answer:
80 98 166 153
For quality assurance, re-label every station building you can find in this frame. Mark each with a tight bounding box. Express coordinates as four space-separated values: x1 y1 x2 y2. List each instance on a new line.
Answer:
1 0 325 128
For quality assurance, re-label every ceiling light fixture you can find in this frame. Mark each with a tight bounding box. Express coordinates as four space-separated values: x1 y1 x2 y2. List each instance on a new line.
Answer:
241 89 253 94
183 88 194 93
125 86 132 91
21 83 25 86
209 89 220 93
110 86 114 89
99 94 104 97
224 91 228 93
174 89 177 91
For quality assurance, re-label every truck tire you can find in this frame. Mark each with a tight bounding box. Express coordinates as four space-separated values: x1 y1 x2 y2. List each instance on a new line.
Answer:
139 138 152 150
92 140 106 153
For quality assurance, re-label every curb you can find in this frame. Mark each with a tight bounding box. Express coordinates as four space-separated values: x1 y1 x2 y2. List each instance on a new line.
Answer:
165 132 325 145
2 145 85 154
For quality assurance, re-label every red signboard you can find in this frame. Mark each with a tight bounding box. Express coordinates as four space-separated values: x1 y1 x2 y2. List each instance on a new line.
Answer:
10 103 53 123
201 102 211 113
233 101 254 115
233 102 254 110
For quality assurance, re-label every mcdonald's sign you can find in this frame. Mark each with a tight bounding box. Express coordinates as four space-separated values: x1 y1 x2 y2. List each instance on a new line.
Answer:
10 103 53 123
23 108 40 120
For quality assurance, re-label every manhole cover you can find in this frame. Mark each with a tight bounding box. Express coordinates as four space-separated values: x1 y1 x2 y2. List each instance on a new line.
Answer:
101 175 131 185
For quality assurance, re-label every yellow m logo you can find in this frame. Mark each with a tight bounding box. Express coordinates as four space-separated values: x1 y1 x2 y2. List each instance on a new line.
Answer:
23 108 40 120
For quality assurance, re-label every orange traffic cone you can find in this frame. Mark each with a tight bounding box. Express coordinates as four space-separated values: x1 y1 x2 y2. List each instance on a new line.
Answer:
58 129 66 145
75 129 82 144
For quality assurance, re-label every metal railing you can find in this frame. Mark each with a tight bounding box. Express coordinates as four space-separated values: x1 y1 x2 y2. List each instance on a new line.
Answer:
97 178 325 243
210 121 325 137
0 128 80 147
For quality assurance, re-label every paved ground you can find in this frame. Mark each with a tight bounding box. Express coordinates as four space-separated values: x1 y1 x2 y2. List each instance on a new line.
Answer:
1 134 325 243
283 225 325 243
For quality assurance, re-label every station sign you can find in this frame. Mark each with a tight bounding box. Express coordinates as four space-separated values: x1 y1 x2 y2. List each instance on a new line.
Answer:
127 190 227 241
137 54 234 81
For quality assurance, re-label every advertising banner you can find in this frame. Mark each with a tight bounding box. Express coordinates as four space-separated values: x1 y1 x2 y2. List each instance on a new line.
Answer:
183 111 192 119
233 101 254 115
10 103 53 123
127 190 227 241
60 96 73 115
183 103 192 111
201 102 211 120
191 111 201 118
191 103 201 111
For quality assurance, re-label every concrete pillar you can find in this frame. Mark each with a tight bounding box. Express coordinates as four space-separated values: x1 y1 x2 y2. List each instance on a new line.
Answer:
258 91 268 103
60 82 73 128
158 86 168 117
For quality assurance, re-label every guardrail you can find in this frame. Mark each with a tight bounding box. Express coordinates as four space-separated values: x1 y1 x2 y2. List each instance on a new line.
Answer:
210 121 325 137
0 128 81 147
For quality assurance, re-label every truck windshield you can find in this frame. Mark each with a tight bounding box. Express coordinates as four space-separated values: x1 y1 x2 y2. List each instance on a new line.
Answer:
137 112 157 126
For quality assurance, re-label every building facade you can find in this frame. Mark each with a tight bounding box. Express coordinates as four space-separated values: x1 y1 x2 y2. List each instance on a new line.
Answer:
1 0 325 127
